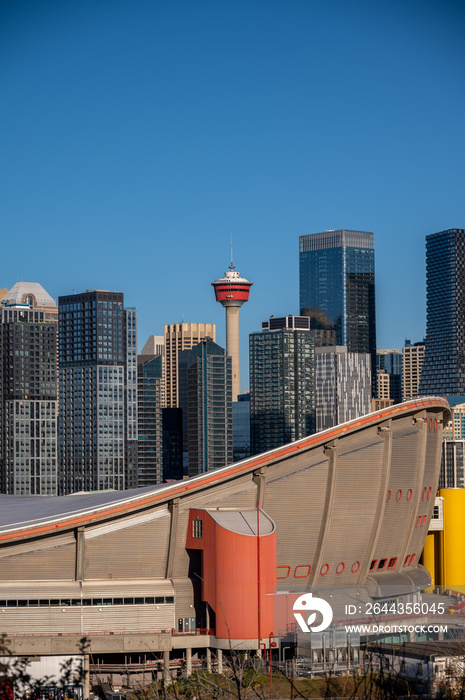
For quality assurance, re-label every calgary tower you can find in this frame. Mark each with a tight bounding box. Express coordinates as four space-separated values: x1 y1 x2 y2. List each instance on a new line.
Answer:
212 258 253 400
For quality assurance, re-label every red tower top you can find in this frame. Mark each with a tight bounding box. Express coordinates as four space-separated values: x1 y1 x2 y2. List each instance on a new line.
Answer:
212 263 253 307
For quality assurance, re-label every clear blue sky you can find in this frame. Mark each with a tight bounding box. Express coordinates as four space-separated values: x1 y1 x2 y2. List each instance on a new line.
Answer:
1 0 464 391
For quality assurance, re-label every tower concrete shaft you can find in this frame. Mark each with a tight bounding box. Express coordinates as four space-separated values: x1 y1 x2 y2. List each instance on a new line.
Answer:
212 264 252 400
226 305 241 399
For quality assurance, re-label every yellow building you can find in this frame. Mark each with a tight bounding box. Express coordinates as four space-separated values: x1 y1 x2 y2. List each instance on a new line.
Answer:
423 489 465 591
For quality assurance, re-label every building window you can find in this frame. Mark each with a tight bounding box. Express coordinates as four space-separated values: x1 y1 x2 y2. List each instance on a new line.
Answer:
192 519 203 538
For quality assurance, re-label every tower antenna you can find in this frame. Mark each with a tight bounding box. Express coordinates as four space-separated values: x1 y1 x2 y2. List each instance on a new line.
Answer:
230 234 234 271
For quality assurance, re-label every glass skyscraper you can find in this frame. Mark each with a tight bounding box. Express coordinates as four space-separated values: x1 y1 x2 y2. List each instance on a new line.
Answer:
186 338 232 476
59 290 137 494
419 228 465 395
137 353 163 486
249 316 315 456
299 230 376 391
232 392 251 462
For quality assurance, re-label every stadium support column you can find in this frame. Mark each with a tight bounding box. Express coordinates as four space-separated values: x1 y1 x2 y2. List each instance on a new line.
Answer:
186 648 192 677
422 532 436 591
83 654 90 700
163 651 171 686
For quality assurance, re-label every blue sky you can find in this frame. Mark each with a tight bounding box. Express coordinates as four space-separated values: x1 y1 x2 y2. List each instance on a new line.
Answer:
2 0 464 391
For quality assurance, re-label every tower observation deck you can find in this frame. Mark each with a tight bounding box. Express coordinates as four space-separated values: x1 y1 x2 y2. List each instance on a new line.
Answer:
212 263 252 400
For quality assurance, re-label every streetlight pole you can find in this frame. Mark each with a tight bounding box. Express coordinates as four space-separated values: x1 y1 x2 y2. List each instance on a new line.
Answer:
269 633 276 700
256 499 261 656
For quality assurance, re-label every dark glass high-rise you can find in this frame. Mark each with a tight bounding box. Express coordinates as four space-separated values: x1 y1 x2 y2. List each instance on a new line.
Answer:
419 229 465 397
59 290 137 494
299 230 376 394
249 315 315 456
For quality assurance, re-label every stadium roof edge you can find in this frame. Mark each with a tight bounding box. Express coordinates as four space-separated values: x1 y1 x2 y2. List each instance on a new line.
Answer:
0 396 450 543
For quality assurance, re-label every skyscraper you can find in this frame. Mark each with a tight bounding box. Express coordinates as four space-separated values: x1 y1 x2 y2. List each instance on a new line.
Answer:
162 408 183 481
440 440 465 489
137 337 164 486
402 339 425 400
419 228 465 395
376 349 402 404
141 335 164 356
232 392 251 462
186 338 232 476
249 315 315 455
141 334 165 406
137 353 163 486
376 370 393 406
164 323 215 408
315 346 371 432
0 282 58 495
59 290 137 494
299 229 376 391
443 402 465 440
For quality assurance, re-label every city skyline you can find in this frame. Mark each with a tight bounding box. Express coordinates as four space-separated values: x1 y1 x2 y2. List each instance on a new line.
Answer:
0 228 457 394
2 1 465 391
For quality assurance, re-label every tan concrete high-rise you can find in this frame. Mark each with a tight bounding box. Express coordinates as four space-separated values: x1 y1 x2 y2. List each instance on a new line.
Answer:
164 322 216 408
377 369 391 400
443 403 465 439
402 338 425 400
